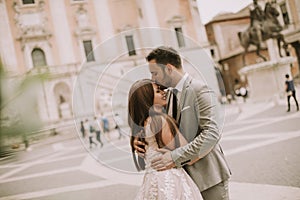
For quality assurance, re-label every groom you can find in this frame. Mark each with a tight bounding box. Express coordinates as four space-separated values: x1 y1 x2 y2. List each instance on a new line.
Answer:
134 46 231 200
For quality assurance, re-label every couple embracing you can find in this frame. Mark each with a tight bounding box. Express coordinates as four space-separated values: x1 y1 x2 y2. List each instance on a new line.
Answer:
127 46 231 200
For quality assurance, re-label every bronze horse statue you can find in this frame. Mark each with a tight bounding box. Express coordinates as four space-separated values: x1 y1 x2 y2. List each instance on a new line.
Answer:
238 2 288 65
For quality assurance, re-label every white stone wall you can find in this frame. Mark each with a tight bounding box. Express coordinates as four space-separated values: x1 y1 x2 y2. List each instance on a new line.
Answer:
1 0 212 125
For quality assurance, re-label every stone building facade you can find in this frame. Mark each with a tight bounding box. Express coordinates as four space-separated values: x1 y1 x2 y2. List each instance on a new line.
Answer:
0 0 212 127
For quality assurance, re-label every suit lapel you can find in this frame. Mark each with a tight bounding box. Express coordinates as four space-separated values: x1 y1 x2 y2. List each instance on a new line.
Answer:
176 75 192 122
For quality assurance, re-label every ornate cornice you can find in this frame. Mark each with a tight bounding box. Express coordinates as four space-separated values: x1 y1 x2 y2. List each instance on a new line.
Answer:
74 4 95 38
13 0 51 46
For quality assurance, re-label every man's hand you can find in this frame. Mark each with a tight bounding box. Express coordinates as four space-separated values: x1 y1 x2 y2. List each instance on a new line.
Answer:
151 148 175 171
133 137 147 158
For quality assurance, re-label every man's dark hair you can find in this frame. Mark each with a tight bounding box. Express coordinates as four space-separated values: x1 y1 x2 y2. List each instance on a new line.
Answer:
146 46 182 69
285 74 289 79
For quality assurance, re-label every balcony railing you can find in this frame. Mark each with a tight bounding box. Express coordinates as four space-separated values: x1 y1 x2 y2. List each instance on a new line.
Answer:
27 63 81 77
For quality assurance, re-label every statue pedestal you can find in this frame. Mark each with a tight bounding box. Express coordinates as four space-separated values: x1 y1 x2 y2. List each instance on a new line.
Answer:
239 57 295 102
59 103 72 119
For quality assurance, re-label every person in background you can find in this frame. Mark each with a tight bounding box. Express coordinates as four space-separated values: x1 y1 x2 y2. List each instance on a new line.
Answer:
92 116 103 147
80 120 86 138
88 118 98 148
285 74 299 112
101 114 111 141
114 113 125 140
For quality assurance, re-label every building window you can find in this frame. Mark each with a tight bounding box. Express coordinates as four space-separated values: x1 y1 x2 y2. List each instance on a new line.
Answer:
125 35 136 56
175 27 185 48
83 40 95 62
22 0 35 4
280 3 290 26
32 48 47 67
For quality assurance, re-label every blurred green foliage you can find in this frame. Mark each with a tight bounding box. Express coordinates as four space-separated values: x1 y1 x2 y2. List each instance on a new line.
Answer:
0 60 48 153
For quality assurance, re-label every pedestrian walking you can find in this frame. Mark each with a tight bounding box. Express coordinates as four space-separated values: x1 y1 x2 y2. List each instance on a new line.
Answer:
80 120 86 138
92 116 103 147
285 74 299 112
88 119 98 148
114 113 125 140
101 114 111 141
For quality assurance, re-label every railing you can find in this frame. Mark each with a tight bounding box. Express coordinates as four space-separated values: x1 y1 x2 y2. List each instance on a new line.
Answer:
27 63 81 77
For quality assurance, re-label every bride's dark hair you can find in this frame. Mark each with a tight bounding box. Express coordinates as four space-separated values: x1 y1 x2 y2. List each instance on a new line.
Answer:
128 79 153 171
128 79 179 171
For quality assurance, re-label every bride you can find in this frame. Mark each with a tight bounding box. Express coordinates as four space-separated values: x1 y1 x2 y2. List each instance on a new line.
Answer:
128 79 203 200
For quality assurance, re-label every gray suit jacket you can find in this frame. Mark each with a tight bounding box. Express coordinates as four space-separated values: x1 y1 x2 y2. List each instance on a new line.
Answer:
170 75 231 191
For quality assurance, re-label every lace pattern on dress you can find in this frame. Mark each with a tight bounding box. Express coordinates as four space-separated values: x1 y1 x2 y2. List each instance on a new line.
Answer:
134 120 202 200
148 173 158 200
160 171 175 200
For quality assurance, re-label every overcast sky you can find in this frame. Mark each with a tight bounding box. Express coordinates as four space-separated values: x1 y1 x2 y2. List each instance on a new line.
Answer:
197 0 253 24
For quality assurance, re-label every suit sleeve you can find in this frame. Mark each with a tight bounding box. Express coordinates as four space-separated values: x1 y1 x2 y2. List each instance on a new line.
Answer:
171 85 221 167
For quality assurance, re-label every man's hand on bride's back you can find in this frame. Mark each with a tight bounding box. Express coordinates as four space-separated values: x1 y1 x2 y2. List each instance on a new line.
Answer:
151 148 175 171
133 137 147 158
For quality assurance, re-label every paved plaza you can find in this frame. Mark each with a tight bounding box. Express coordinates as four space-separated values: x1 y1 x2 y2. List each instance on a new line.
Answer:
0 98 300 200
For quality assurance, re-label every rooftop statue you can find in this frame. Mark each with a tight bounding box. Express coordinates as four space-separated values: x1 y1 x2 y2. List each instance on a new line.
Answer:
238 0 288 65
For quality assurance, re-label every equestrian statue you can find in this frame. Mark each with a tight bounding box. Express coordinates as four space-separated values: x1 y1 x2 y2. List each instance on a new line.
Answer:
238 0 288 65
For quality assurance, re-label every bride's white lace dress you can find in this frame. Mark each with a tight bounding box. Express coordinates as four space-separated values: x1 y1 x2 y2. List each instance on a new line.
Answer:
135 125 202 200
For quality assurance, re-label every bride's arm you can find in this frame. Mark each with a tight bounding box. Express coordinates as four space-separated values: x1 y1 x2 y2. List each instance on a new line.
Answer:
160 120 200 165
160 122 187 150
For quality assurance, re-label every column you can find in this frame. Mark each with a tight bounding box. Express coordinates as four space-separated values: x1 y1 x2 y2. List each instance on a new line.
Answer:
92 0 118 63
49 0 75 64
0 1 19 73
137 0 163 47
